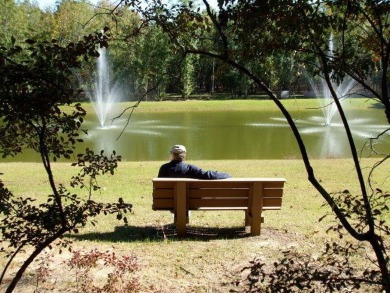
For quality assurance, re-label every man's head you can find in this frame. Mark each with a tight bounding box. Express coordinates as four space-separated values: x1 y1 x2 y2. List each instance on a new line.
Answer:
170 144 186 161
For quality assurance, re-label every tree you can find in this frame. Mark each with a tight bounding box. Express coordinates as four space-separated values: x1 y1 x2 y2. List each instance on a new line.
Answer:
0 29 132 292
52 0 98 45
180 53 196 98
128 0 389 291
103 5 174 101
263 52 298 98
0 0 53 45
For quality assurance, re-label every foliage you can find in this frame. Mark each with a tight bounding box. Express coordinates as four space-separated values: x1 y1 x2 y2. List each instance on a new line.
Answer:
0 33 106 159
0 0 52 45
234 246 382 293
0 30 132 292
0 0 316 100
29 249 140 292
180 54 196 99
112 23 173 100
233 187 390 292
52 0 99 45
65 249 140 292
0 151 129 248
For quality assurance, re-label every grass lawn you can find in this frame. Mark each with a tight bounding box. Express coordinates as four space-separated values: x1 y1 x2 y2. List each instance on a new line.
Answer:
0 99 388 292
0 158 388 292
76 96 382 113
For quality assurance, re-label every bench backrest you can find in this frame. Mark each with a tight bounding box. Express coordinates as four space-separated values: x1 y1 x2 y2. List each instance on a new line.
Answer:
152 178 286 211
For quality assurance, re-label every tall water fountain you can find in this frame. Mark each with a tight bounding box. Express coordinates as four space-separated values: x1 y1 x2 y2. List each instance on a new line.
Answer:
89 47 120 128
308 76 356 126
308 37 356 126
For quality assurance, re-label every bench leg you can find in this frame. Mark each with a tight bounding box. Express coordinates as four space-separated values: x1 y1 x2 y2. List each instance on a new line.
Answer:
175 182 187 236
176 218 186 236
246 213 265 231
250 182 262 236
174 211 189 224
251 215 261 236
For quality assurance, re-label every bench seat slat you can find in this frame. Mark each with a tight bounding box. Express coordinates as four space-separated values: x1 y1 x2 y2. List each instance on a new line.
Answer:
153 198 282 210
189 181 285 188
189 181 251 188
153 179 285 189
262 189 283 197
153 181 176 188
153 189 175 198
153 199 174 210
263 197 282 207
189 188 249 198
189 198 248 208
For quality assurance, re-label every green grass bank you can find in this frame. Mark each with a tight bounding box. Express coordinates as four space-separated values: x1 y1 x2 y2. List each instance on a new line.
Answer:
76 97 382 113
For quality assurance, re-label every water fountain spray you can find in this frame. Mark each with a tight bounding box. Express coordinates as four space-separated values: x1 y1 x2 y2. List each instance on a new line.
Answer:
308 36 356 126
90 47 118 128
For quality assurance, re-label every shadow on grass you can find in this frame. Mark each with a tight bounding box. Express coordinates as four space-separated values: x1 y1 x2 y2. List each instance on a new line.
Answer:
67 224 251 243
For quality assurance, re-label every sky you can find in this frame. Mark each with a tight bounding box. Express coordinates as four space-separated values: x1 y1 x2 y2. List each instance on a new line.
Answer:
34 0 217 10
34 0 55 10
35 0 100 10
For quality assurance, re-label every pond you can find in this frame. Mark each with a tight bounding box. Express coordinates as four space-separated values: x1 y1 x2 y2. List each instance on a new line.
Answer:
6 101 389 162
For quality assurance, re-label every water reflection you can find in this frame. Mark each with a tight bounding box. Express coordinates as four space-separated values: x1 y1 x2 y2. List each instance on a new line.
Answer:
246 112 389 159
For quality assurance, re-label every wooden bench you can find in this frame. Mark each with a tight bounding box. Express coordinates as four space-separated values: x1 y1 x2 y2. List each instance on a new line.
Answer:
152 178 286 236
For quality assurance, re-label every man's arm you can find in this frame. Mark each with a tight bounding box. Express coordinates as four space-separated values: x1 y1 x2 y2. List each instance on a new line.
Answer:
187 164 231 179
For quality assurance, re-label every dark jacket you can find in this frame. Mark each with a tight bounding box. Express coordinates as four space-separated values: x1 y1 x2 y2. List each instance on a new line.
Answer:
158 160 231 179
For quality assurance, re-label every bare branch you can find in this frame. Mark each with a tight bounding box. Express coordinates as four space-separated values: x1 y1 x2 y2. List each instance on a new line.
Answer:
202 0 229 55
112 79 162 140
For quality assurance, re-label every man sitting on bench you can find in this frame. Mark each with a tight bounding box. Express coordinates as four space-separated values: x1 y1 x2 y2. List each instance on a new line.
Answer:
158 145 231 179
